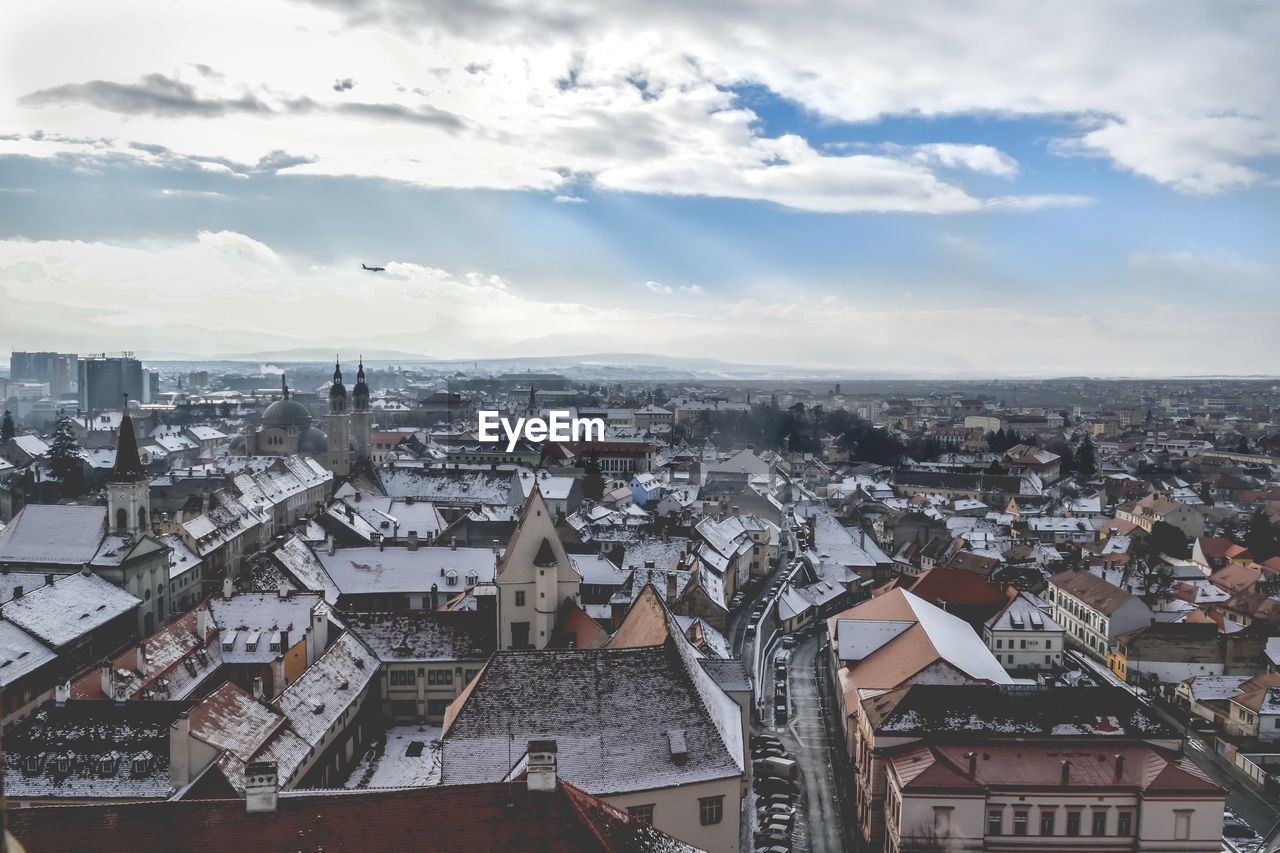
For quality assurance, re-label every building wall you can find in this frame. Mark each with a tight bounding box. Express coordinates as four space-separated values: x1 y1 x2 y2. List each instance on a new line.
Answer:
605 776 741 853
985 626 1063 671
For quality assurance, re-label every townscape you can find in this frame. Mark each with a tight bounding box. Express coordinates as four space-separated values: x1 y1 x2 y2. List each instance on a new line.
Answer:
1 354 1278 851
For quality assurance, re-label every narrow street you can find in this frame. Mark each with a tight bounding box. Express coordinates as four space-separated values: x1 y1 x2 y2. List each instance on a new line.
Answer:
779 631 849 853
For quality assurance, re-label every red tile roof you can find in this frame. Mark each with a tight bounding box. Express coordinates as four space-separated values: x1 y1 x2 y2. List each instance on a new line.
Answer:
8 781 703 853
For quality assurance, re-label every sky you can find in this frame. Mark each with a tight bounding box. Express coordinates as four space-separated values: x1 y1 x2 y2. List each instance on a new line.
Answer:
0 0 1278 376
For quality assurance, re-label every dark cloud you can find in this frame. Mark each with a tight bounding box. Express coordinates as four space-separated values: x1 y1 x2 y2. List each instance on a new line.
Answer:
333 77 355 91
255 149 318 172
20 73 270 117
332 101 465 130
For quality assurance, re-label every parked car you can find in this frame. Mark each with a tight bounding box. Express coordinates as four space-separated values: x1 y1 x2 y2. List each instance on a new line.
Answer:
751 734 784 750
757 846 791 853
753 775 800 796
1223 816 1255 839
759 793 797 809
781 634 797 648
758 803 797 822
775 701 788 723
753 745 786 760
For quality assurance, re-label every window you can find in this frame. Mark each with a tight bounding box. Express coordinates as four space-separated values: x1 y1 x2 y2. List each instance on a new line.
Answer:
515 590 526 606
1092 811 1107 836
1066 811 1081 836
699 796 723 826
1020 639 1027 649
427 670 453 686
1117 811 1132 835
934 807 952 836
390 669 416 686
987 809 1002 836
995 639 1003 649
1014 811 1028 836
1174 811 1191 840
1040 810 1055 836
1045 640 1052 649
628 804 654 824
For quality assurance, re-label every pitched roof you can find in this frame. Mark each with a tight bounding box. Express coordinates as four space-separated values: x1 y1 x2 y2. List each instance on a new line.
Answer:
1048 569 1136 615
441 638 742 795
109 416 149 482
8 780 704 853
2 571 140 649
0 505 108 566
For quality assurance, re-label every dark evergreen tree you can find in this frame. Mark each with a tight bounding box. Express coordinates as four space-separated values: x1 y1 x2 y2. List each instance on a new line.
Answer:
1245 510 1279 563
48 414 85 498
0 409 13 443
1148 520 1190 559
582 456 606 501
1076 433 1096 479
1236 435 1249 454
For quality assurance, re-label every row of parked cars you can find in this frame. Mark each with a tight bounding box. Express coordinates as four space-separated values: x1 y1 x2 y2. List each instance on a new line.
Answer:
751 733 799 852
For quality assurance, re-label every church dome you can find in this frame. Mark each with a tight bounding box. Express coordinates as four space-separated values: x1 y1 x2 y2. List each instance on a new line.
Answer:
261 374 312 431
300 426 328 455
262 397 312 430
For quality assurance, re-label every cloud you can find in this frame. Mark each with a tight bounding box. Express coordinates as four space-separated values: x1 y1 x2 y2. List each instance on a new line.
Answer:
643 280 672 294
19 73 271 117
1128 250 1267 275
553 194 585 203
333 77 355 92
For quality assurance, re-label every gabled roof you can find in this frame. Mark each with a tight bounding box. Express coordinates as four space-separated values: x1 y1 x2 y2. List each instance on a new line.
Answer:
8 779 704 853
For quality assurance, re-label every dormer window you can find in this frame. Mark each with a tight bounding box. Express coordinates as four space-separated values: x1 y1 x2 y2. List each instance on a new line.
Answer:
446 571 457 585
99 755 118 776
131 755 152 777
24 756 40 776
56 755 71 774
465 571 478 586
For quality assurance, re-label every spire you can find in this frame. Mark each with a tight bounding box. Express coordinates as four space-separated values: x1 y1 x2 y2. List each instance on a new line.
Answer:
281 374 289 399
333 356 343 384
110 406 148 483
353 356 369 411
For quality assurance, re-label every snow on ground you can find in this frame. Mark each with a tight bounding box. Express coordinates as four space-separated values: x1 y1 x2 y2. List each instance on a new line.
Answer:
344 725 442 789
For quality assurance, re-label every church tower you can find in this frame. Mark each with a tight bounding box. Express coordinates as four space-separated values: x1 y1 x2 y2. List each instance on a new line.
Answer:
107 404 151 536
350 357 372 463
325 357 351 476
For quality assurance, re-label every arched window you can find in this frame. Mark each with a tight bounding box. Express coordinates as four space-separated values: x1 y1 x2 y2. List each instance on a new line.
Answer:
116 508 128 531
138 507 147 529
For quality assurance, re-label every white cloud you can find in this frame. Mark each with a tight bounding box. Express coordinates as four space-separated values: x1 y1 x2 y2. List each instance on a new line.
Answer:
25 0 1258 211
643 280 672 294
553 194 585 203
1128 250 1267 275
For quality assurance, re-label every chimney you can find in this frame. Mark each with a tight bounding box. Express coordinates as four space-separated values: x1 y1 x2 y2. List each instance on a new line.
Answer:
12 586 22 599
408 531 419 551
492 539 500 554
251 676 264 700
196 607 208 640
244 761 279 813
1114 754 1124 779
44 573 54 587
526 740 558 792
1061 760 1071 785
967 751 977 776
55 680 70 706
378 536 385 552
666 573 677 605
278 579 289 599
170 710 192 788
272 655 286 698
222 576 234 598
136 643 148 675
100 660 114 698
450 536 457 551
327 535 336 556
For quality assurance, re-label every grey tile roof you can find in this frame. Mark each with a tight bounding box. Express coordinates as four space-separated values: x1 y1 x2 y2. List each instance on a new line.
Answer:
442 639 742 796
0 505 107 567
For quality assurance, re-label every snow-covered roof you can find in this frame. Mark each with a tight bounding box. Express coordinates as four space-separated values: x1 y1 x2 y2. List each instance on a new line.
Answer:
315 545 495 596
0 620 56 686
0 505 107 567
272 536 340 605
2 571 140 649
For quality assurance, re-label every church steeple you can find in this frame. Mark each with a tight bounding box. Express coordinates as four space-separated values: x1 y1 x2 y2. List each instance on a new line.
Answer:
352 356 369 412
108 399 151 535
329 356 347 414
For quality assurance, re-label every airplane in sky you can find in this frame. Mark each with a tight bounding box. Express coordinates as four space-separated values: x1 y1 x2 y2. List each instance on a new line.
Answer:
362 263 386 272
